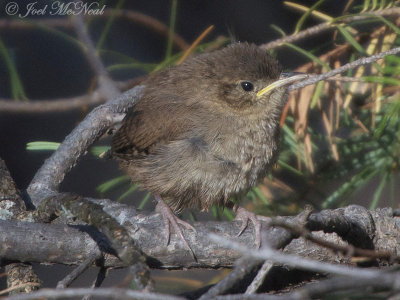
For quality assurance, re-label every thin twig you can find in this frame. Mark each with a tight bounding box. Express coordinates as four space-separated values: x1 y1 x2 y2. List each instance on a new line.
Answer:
322 76 366 82
244 207 312 294
289 275 400 300
56 254 100 289
0 283 41 296
346 107 370 133
198 209 312 300
261 7 400 50
0 77 144 113
288 46 400 91
0 91 104 113
245 260 274 294
81 267 107 300
262 22 332 50
216 275 400 299
177 25 215 64
208 233 388 279
271 218 397 262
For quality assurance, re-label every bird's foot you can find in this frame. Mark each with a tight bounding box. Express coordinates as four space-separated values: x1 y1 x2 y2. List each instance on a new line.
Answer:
234 205 271 248
155 195 196 259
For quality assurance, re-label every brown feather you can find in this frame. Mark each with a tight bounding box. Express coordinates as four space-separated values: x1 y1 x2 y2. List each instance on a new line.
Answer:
112 43 285 213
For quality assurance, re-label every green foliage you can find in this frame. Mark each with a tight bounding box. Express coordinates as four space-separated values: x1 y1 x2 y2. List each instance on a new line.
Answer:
336 25 366 55
96 0 126 50
166 0 178 60
284 42 331 70
26 142 109 158
90 145 111 157
26 141 60 151
97 175 130 194
117 184 140 202
0 36 27 101
252 0 400 215
294 0 326 33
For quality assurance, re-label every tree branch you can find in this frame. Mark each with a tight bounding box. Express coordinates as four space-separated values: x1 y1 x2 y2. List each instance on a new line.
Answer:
2 288 185 300
1 202 385 269
26 86 143 206
0 159 41 294
0 78 144 114
0 91 104 114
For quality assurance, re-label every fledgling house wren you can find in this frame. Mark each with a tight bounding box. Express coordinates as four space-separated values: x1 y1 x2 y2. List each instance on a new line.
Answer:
112 43 305 254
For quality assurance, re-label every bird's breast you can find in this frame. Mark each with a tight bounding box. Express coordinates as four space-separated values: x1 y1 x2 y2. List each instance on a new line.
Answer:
212 116 280 190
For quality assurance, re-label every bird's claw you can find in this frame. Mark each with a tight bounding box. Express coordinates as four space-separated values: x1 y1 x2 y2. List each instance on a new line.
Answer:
234 206 270 248
155 196 196 260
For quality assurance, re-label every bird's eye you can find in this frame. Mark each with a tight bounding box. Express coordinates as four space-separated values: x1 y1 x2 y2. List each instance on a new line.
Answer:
241 81 254 92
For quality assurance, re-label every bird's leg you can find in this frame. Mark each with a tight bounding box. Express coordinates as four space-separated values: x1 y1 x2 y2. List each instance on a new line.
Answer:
155 195 196 259
233 205 271 248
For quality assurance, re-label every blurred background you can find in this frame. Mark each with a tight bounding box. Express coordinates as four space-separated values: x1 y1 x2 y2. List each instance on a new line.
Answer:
0 0 399 295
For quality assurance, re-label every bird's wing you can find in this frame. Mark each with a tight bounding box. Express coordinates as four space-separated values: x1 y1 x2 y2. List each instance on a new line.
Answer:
112 97 193 160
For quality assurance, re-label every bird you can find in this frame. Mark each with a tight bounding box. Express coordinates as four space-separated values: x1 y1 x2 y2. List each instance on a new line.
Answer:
112 43 306 256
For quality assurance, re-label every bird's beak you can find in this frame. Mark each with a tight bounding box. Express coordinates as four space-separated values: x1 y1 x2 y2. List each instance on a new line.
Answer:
256 72 309 98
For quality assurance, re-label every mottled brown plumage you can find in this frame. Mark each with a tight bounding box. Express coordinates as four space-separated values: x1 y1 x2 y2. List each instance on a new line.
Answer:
112 43 292 251
112 43 285 207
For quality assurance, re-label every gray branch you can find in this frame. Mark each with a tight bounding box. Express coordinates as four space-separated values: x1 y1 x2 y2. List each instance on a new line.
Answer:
2 287 185 300
1 200 399 269
27 86 143 206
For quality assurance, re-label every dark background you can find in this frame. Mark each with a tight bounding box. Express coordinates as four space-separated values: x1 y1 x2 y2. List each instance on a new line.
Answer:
0 0 350 293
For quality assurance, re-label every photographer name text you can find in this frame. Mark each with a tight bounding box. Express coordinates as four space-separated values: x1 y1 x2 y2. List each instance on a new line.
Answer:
5 1 106 17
